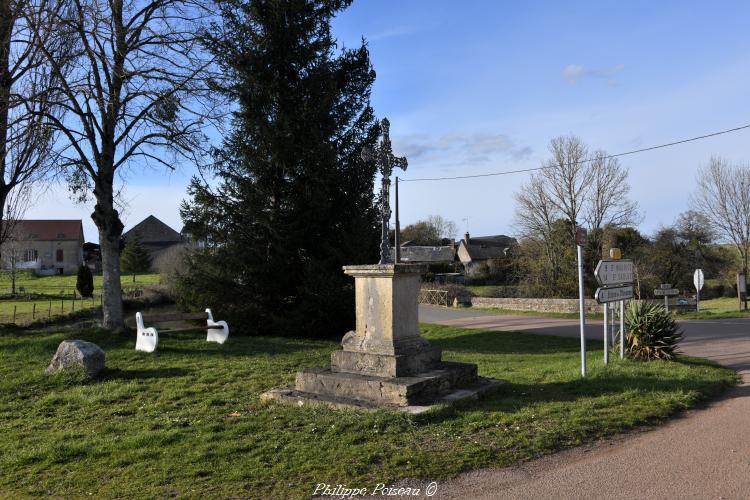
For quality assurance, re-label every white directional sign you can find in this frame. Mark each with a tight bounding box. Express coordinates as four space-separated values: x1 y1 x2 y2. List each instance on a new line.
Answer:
694 269 704 291
654 288 679 296
595 284 634 304
594 259 634 286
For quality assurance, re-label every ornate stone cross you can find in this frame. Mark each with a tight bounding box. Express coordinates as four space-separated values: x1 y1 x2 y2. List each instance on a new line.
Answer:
361 118 408 264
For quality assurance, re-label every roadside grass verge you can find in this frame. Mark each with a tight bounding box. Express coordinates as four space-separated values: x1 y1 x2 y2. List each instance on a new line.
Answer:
677 297 750 320
0 324 736 498
471 306 605 320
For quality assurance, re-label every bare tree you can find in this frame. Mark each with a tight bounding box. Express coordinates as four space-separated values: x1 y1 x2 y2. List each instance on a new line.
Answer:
514 136 640 293
584 150 639 262
514 173 561 284
29 0 219 328
539 135 592 240
584 151 639 231
425 215 457 241
692 157 750 306
1 0 68 257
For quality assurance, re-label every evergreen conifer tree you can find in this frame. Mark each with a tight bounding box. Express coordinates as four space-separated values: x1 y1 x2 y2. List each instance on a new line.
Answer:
179 0 380 337
76 265 95 298
120 236 152 283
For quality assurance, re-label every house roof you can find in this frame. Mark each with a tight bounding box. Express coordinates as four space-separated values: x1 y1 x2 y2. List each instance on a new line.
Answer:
460 235 516 261
399 245 456 263
123 215 181 243
9 220 84 241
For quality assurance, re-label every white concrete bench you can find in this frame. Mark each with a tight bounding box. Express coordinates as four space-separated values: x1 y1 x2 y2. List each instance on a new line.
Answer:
135 308 229 353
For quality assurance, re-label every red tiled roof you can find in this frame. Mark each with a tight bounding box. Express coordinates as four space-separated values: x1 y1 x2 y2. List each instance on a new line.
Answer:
10 220 84 241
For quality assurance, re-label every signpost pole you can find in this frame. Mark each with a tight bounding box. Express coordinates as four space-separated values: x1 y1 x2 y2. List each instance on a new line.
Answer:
394 177 400 263
577 244 586 377
603 304 608 365
694 269 704 313
664 295 668 312
619 300 625 359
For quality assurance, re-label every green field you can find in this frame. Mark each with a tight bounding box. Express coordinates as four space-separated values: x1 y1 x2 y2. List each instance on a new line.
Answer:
0 297 100 324
0 323 735 498
0 272 161 324
0 271 160 296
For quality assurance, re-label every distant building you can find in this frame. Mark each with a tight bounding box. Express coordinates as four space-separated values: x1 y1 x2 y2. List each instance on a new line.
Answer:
457 232 516 277
83 242 101 272
1 220 84 275
399 243 456 265
122 215 183 266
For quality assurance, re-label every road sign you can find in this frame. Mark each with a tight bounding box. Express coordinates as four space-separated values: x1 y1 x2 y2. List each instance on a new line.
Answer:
595 285 634 304
594 260 634 286
653 288 679 296
660 283 673 289
693 269 704 291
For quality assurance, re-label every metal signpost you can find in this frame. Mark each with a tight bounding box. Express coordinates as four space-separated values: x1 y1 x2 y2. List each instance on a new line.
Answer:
738 273 747 311
576 227 587 377
694 269 704 312
654 284 679 312
594 254 634 364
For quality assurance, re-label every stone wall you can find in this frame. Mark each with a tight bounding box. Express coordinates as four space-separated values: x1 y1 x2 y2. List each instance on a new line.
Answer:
471 297 600 313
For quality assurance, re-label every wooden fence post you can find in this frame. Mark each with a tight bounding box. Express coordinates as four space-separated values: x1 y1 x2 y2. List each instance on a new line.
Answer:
13 305 17 324
32 303 36 321
61 299 64 313
48 301 52 319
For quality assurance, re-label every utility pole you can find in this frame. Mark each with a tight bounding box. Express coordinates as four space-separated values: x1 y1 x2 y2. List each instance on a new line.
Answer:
394 177 400 263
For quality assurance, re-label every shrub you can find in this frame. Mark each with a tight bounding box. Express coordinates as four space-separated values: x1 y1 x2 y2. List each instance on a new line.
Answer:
624 301 683 360
76 265 94 298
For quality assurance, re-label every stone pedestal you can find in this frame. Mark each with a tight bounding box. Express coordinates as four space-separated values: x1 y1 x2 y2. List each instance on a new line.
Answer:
262 264 503 413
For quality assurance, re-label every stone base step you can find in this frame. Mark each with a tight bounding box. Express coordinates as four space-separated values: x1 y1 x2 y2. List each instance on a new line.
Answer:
261 377 506 414
294 361 478 407
331 347 442 377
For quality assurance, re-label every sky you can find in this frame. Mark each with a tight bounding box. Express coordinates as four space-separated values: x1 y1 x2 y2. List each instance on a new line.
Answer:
27 0 750 243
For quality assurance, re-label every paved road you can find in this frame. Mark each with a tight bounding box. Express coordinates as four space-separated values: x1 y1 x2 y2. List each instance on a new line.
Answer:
417 305 750 499
420 305 750 377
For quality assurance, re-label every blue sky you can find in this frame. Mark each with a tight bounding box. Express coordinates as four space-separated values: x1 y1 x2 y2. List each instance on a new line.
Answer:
30 1 750 242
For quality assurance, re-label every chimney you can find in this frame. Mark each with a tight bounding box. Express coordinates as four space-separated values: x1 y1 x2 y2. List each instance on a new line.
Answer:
464 232 470 244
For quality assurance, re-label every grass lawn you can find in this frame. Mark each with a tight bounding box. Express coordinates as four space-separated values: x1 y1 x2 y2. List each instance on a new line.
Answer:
678 297 750 320
0 271 160 296
470 306 605 320
0 297 100 325
468 294 750 321
465 285 502 297
0 324 736 498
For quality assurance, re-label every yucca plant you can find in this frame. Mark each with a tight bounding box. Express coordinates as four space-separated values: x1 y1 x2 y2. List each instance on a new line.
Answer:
624 301 683 361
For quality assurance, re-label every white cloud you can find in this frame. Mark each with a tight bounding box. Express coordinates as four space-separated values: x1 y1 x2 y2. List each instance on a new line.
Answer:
563 63 625 85
368 26 415 42
393 132 533 163
563 64 587 84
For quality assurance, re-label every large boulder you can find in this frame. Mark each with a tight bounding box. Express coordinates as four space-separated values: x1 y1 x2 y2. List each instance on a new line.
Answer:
46 340 105 377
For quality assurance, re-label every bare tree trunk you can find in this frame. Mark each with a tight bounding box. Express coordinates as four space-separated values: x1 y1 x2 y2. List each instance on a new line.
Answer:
93 178 124 329
0 0 12 257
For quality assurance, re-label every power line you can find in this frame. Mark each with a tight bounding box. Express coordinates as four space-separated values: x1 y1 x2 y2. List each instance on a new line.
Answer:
399 123 750 183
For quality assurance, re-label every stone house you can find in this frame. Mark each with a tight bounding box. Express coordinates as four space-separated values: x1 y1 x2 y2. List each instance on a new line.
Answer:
122 215 183 270
456 232 516 277
1 220 84 275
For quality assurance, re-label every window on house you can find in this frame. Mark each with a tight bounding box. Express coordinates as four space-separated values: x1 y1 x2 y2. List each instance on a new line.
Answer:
56 249 64 262
23 249 38 262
